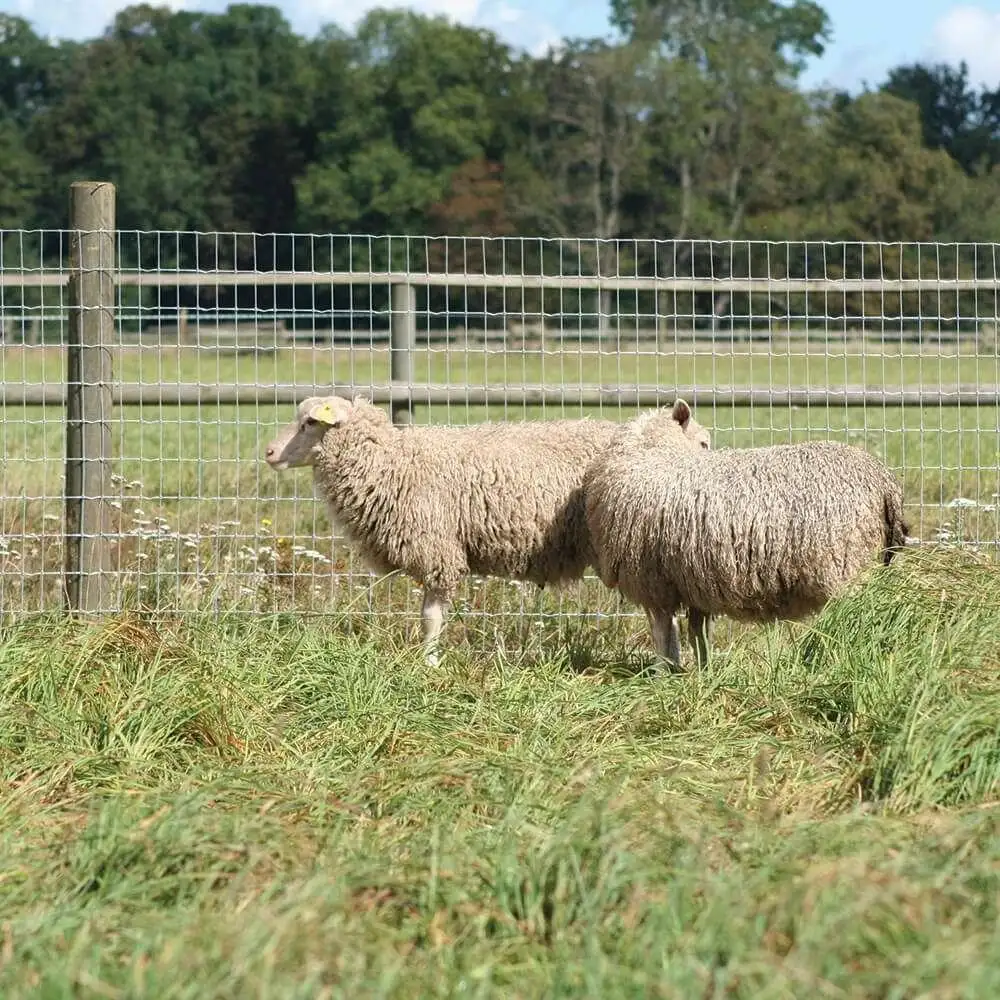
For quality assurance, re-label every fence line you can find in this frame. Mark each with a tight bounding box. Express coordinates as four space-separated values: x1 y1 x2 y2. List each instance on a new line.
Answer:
1 182 998 626
4 385 1000 408
3 270 1000 294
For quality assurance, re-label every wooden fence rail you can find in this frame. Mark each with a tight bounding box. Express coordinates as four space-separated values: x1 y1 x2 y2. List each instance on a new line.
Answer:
4 384 1000 408
3 271 1000 294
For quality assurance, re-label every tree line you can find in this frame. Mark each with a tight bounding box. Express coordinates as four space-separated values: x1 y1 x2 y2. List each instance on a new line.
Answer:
1 1 998 328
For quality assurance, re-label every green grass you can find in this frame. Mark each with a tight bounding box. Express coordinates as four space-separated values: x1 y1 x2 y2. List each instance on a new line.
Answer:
1 548 1000 997
2 342 998 615
4 338 1000 393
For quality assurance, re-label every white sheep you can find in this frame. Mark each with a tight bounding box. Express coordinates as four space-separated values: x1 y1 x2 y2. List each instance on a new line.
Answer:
265 394 711 663
582 400 910 669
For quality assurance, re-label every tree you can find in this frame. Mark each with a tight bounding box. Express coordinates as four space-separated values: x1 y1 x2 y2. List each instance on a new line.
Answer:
29 4 317 237
0 14 57 126
499 37 662 327
747 90 970 324
505 38 647 237
187 4 318 237
0 15 55 227
428 157 512 237
30 6 212 231
607 0 829 251
819 91 966 242
0 118 42 227
586 0 830 324
634 48 814 242
611 0 830 72
296 10 515 243
4 0 999 264
749 90 965 241
883 61 1000 175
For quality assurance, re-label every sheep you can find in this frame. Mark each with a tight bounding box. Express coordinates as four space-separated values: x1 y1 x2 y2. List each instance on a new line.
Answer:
582 399 910 670
264 394 712 663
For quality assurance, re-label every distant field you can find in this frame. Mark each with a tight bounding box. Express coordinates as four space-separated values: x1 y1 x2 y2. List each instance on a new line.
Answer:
1 342 998 618
4 338 999 391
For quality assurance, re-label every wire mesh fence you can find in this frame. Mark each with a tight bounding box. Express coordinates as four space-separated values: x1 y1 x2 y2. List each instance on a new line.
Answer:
2 220 999 633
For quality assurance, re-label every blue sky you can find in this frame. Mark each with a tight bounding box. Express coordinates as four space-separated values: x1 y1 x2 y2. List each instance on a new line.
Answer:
4 0 1000 91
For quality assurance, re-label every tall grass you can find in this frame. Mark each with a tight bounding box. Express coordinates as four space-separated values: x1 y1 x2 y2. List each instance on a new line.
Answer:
1 547 999 996
3 340 999 991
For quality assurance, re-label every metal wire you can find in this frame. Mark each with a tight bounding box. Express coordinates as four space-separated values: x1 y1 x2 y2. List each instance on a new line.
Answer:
1 231 998 624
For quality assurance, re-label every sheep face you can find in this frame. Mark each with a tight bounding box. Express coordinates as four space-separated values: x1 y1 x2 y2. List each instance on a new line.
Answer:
264 395 352 470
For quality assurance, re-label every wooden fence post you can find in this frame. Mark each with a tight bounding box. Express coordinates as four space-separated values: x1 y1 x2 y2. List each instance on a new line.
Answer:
390 281 416 425
64 181 116 615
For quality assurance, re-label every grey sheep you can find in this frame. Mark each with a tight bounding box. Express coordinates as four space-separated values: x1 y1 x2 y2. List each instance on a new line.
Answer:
264 394 711 663
583 399 910 669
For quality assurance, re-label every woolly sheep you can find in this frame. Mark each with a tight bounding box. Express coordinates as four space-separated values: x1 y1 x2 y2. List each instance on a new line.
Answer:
264 394 712 663
582 399 910 670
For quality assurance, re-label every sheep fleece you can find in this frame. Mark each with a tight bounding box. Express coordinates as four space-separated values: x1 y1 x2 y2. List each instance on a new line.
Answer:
584 438 908 622
311 399 620 596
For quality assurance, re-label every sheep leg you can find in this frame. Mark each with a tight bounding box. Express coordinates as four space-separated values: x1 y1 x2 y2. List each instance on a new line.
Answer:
688 609 711 668
420 589 449 667
647 607 684 672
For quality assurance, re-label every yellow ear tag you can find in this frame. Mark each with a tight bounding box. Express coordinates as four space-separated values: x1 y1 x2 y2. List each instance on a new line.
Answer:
312 403 338 424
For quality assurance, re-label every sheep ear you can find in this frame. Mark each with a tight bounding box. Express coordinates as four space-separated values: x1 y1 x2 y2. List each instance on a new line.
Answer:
671 398 692 428
308 399 344 426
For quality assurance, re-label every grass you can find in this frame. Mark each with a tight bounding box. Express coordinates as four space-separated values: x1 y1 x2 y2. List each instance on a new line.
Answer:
2 342 999 615
4 336 999 389
1 547 1000 996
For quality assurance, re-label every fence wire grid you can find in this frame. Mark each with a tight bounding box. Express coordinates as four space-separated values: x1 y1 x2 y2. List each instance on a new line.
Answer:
1 228 999 633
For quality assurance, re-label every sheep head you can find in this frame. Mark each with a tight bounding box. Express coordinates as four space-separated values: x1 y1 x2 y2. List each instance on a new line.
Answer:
620 398 712 453
671 398 712 451
264 395 354 470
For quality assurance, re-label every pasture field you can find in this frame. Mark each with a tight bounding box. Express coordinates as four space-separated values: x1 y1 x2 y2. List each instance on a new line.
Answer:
1 339 1000 996
2 342 998 616
1 548 1000 996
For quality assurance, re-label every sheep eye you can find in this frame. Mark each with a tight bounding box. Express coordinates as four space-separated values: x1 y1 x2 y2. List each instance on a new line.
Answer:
304 417 318 428
700 441 709 449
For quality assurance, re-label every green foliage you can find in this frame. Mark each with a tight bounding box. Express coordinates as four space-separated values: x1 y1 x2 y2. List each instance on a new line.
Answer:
1 1 999 245
0 118 40 227
884 61 1000 175
27 4 316 232
297 10 514 234
1 550 1000 994
610 0 832 72
795 91 967 241
0 15 59 227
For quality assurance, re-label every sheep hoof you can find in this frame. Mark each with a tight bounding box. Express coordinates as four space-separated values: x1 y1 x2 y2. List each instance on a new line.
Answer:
425 651 441 668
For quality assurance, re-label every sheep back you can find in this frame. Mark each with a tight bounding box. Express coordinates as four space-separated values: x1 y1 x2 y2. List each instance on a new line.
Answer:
586 438 905 623
311 400 620 594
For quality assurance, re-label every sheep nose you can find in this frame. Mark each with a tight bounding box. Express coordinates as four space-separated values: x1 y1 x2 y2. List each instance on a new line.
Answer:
265 446 275 459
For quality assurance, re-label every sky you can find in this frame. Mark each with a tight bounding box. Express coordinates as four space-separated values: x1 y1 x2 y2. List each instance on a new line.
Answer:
3 0 1000 92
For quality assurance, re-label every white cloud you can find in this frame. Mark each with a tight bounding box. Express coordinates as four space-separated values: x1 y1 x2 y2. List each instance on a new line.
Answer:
931 5 1000 87
494 3 522 25
802 43 887 93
